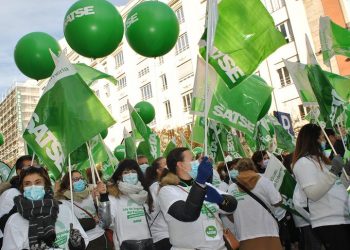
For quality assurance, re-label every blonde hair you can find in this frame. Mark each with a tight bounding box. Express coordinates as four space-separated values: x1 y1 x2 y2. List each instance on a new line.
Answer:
237 158 258 172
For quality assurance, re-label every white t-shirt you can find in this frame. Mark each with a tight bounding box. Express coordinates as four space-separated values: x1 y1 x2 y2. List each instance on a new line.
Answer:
2 203 89 250
292 183 310 228
0 188 20 238
159 184 227 250
227 176 281 241
61 195 105 241
109 194 151 246
212 170 229 192
148 182 169 243
293 156 350 228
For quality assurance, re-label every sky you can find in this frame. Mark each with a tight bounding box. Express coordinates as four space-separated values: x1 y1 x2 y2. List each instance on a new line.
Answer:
0 0 128 94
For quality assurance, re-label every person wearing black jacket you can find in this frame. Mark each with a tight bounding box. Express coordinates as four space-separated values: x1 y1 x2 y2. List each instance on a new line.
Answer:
158 147 237 250
325 128 345 160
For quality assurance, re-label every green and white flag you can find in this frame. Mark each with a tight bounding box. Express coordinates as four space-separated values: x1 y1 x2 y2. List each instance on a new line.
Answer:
320 16 350 66
180 132 192 150
264 153 299 216
323 71 350 102
123 127 137 160
199 0 286 88
269 116 295 153
128 101 160 162
0 161 11 183
207 120 224 163
306 37 346 126
220 126 246 158
23 52 115 179
74 63 117 86
163 137 177 158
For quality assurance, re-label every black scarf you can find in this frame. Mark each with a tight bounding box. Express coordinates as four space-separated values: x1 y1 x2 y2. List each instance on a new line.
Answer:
14 193 59 249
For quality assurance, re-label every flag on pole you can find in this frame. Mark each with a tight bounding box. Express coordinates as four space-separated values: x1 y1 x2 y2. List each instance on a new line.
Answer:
123 127 137 160
269 116 295 153
128 101 160 162
74 63 117 86
305 36 346 126
23 52 115 179
264 153 300 217
0 161 11 183
199 0 286 88
163 137 177 158
323 71 350 101
320 16 350 66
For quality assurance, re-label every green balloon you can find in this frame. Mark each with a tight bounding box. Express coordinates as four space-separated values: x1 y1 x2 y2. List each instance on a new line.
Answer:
100 129 108 139
134 101 155 124
125 1 179 57
64 0 124 58
0 133 4 146
114 145 125 161
14 32 60 80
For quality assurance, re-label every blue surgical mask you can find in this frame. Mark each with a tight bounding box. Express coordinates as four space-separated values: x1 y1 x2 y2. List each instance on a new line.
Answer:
123 173 138 185
229 169 239 179
189 160 200 179
139 164 149 174
320 141 327 151
73 179 86 192
23 185 45 201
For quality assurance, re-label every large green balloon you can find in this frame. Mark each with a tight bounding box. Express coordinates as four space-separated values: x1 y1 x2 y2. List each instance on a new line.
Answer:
134 101 155 124
114 145 125 161
0 133 4 146
100 129 108 139
14 32 60 80
125 1 179 57
64 0 124 58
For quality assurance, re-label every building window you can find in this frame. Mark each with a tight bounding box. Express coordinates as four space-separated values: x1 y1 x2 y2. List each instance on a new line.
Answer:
117 75 127 90
160 74 168 90
182 92 192 112
159 56 164 65
120 103 128 113
104 83 110 97
102 62 108 73
140 83 153 100
175 33 190 55
277 66 291 87
277 20 293 43
164 100 172 119
175 6 185 24
115 51 124 68
263 0 285 12
138 66 150 78
177 60 194 82
255 71 260 76
95 90 100 97
298 104 305 119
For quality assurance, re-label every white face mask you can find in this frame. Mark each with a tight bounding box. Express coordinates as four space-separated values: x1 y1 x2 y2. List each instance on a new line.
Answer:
122 173 138 185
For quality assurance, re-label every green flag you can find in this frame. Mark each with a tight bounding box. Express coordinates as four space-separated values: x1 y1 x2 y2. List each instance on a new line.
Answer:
207 120 224 163
269 116 295 153
306 37 346 127
179 132 192 150
323 71 350 101
163 137 177 158
123 128 137 160
320 16 350 66
192 116 205 144
199 0 286 88
74 63 117 86
0 161 11 183
23 52 116 179
220 126 246 158
128 101 160 162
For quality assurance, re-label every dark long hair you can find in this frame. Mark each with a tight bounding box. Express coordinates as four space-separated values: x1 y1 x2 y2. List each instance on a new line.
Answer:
292 123 331 169
144 157 165 189
111 159 154 212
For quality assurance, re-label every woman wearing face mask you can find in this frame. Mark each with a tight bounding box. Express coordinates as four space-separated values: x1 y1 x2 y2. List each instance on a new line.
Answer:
252 150 269 174
292 123 350 250
144 157 171 250
158 147 237 250
55 170 113 250
2 166 88 250
107 159 154 250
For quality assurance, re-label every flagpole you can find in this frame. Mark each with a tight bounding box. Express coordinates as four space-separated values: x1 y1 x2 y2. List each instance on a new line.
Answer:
86 142 100 205
31 153 35 166
68 154 75 224
212 121 233 184
336 123 347 156
204 0 214 156
190 114 195 150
